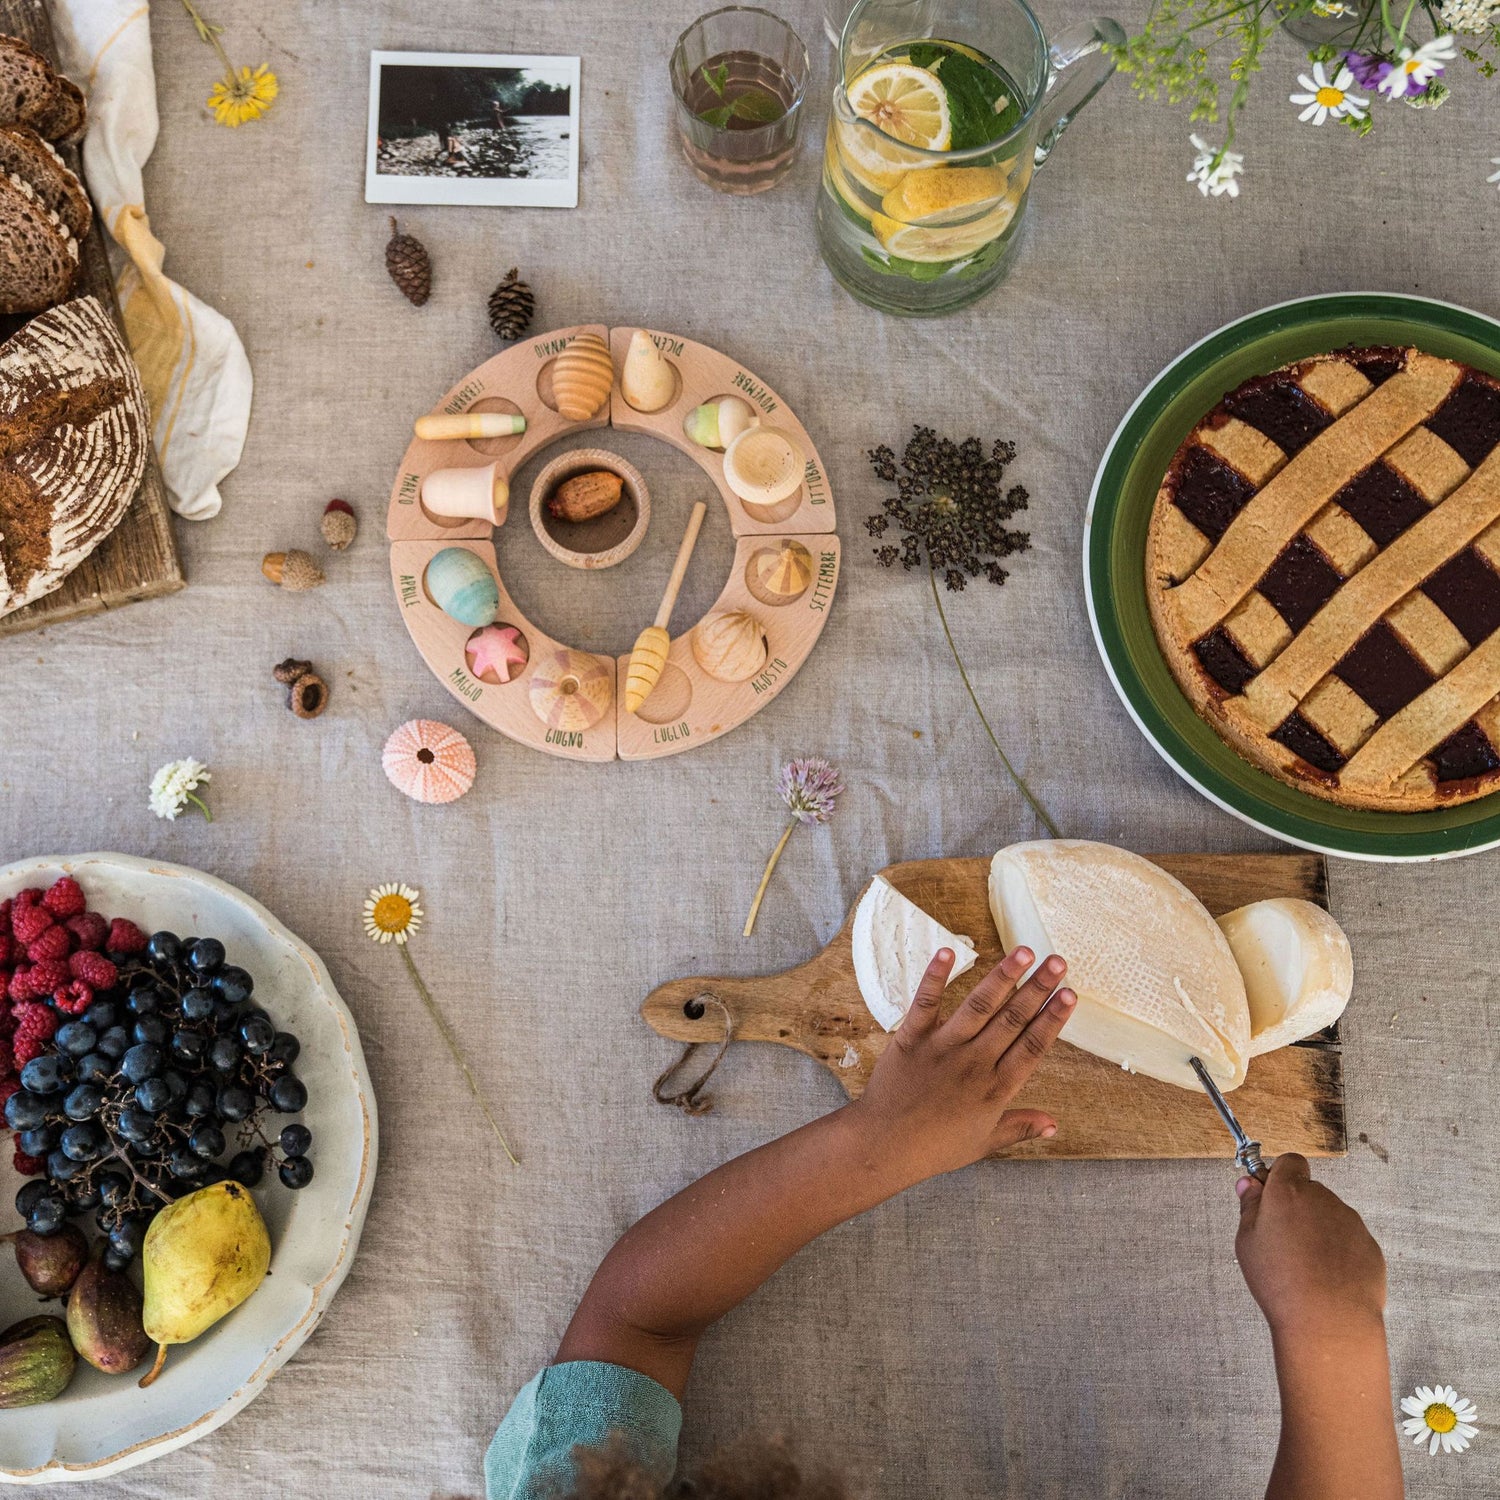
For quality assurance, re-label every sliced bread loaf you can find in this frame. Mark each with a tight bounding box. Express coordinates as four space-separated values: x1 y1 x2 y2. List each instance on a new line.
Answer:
30 74 83 143
0 169 79 313
0 126 90 239
0 295 150 618
0 34 60 132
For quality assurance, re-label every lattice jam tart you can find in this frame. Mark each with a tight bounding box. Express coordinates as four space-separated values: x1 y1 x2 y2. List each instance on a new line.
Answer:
1147 346 1500 811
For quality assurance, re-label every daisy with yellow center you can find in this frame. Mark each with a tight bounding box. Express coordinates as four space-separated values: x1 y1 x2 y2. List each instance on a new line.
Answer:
1401 1384 1479 1455
362 883 423 945
1290 63 1368 125
208 64 280 128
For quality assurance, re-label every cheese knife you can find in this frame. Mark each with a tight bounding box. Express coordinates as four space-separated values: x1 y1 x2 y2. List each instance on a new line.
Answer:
1189 1056 1270 1181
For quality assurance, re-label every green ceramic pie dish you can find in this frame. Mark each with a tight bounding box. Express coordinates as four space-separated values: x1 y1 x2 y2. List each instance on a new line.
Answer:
1084 293 1500 862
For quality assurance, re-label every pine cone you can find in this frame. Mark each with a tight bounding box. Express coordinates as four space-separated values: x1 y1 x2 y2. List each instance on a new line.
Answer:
385 217 431 306
487 268 534 341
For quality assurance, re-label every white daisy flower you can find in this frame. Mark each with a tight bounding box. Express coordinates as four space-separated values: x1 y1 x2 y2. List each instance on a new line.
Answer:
362 882 424 945
1290 62 1369 124
1187 133 1244 198
148 758 213 822
1400 1384 1479 1456
1379 34 1458 98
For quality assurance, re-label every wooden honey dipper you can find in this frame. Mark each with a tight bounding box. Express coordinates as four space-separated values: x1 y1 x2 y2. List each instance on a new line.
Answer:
625 500 707 714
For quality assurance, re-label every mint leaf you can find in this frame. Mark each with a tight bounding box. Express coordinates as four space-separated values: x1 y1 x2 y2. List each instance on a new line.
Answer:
701 61 729 97
696 103 735 128
905 42 946 68
729 87 785 124
929 52 1015 150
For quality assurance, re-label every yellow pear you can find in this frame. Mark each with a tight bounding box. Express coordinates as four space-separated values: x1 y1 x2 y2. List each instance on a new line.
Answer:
139 1182 271 1387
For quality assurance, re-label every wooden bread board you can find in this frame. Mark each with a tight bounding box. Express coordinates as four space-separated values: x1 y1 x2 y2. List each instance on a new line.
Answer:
0 0 182 639
642 852 1346 1161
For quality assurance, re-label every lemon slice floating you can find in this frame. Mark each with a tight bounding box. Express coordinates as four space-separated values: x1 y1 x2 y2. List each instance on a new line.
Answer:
870 197 1017 264
839 61 952 191
880 164 1009 226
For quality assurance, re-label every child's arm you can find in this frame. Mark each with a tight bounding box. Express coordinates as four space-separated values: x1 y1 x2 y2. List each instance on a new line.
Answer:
557 946 1076 1397
1235 1154 1403 1500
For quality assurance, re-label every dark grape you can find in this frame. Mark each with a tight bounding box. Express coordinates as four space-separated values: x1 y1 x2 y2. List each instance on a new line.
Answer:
97 1026 131 1060
121 1043 163 1084
69 1180 102 1211
131 1015 169 1048
46 1149 83 1183
279 1123 312 1157
187 938 226 973
54 1021 98 1057
145 931 182 965
267 1032 301 1068
27 1195 67 1237
213 966 254 1005
125 984 163 1017
108 1218 145 1259
60 1123 104 1162
188 1123 225 1160
166 1148 206 1181
162 1069 188 1104
81 998 120 1032
238 1013 274 1054
185 1080 217 1119
63 1084 104 1122
181 987 215 1022
116 1106 156 1143
200 1163 229 1186
229 1148 265 1187
212 1000 241 1030
20 1054 71 1094
102 1246 131 1274
170 1029 206 1063
269 1074 307 1113
5 1089 49 1131
97 1170 130 1207
208 1036 241 1074
134 1077 170 1113
75 1051 113 1085
217 1085 254 1122
15 1179 51 1217
18 1125 59 1157
278 1155 314 1189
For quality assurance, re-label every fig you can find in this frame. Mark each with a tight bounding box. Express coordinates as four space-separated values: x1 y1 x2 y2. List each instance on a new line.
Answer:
0 1315 75 1407
67 1248 150 1375
12 1224 88 1297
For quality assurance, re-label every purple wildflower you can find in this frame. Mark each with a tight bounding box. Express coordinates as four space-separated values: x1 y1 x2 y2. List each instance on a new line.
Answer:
777 757 845 825
1344 51 1399 92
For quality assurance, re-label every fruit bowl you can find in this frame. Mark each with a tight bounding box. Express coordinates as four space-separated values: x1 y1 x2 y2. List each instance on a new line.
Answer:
0 854 376 1484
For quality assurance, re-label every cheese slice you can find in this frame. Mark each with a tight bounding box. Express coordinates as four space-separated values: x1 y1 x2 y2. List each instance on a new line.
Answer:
988 840 1250 1091
1217 898 1352 1056
851 875 978 1032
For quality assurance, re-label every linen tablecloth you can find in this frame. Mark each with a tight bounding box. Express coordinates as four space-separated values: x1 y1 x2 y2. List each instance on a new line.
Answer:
2 1 1496 1495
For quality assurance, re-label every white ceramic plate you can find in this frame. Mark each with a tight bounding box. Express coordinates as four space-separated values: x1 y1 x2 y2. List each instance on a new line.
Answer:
0 854 377 1484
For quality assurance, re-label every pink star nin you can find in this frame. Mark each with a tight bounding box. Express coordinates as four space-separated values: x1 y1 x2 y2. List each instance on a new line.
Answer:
465 625 528 682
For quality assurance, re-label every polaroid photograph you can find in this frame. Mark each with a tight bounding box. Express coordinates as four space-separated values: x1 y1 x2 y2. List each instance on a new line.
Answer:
365 51 580 207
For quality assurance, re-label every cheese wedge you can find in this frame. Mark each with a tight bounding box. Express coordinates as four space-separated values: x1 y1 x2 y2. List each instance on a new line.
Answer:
1217 899 1352 1056
852 875 978 1032
988 840 1250 1090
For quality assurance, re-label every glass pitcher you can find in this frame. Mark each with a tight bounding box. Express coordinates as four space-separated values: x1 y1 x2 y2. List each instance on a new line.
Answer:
817 0 1123 316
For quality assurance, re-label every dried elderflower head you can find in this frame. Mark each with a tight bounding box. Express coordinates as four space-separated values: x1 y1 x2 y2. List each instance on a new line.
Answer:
865 426 1031 590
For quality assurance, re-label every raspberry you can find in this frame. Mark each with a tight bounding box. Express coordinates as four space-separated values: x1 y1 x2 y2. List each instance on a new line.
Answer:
26 958 68 996
0 933 11 967
52 980 94 1016
27 925 72 964
0 1078 16 1105
68 951 117 989
0 1043 13 1080
65 911 109 952
12 888 43 907
10 904 53 944
11 1003 57 1067
106 918 147 955
41 877 86 918
0 899 9 927
12 1034 45 1067
12 1146 44 1177
7 966 38 1003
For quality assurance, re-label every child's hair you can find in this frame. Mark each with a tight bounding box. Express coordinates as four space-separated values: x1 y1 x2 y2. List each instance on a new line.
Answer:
563 1435 850 1500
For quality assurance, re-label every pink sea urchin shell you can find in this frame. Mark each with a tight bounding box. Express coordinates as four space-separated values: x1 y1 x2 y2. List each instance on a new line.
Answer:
382 719 477 804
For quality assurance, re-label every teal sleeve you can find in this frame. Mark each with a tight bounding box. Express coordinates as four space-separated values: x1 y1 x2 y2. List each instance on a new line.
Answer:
485 1359 683 1500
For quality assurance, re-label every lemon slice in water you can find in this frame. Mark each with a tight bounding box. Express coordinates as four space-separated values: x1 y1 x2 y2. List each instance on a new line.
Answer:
839 62 951 191
870 196 1017 264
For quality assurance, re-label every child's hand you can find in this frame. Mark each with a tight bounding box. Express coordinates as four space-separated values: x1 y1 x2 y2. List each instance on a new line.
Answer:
850 946 1076 1184
1235 1154 1387 1340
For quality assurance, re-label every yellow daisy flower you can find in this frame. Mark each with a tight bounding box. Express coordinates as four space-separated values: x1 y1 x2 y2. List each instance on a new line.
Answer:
207 63 279 128
362 883 423 945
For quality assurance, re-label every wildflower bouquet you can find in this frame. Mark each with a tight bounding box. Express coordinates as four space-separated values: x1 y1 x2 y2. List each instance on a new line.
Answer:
1114 0 1499 198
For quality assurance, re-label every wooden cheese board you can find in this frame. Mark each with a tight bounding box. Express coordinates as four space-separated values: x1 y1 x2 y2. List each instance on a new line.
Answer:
388 324 839 761
642 851 1346 1161
0 0 182 640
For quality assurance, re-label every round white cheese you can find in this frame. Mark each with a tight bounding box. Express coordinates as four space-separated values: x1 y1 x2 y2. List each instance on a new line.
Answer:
851 876 977 1032
987 840 1250 1091
1216 898 1352 1056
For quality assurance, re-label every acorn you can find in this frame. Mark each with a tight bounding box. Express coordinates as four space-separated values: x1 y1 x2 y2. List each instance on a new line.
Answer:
261 550 324 591
272 658 329 719
321 499 356 551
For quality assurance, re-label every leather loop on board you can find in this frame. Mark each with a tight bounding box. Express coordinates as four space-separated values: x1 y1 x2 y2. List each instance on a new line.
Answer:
652 994 733 1116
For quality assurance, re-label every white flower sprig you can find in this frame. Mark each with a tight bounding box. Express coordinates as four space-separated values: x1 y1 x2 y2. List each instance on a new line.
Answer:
1400 1384 1479 1455
1187 134 1244 198
1290 63 1369 124
1379 35 1458 98
148 758 213 822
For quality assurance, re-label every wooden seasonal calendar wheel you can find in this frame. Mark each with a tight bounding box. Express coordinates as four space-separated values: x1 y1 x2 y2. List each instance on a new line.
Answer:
387 325 841 761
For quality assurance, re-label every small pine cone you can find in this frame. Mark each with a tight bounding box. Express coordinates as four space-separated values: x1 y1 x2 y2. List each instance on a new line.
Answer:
487 268 534 341
385 216 431 306
321 498 357 550
261 550 325 591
